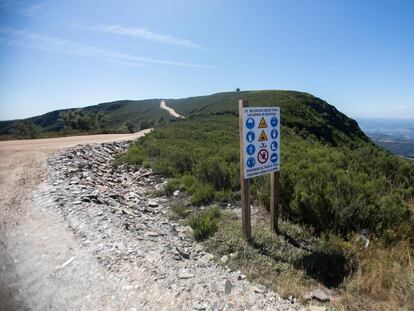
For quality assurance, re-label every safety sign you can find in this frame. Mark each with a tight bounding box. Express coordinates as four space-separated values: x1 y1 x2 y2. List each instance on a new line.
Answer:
242 107 280 178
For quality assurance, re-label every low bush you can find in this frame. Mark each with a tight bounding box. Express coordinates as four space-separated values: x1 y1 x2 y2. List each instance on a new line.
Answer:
190 183 215 205
171 203 192 219
188 207 221 241
121 115 414 239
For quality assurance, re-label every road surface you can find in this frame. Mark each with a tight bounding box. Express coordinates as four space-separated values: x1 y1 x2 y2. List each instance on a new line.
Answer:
0 130 151 310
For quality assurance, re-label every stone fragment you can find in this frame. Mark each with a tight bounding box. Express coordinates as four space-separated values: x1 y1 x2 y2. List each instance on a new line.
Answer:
220 255 229 264
148 201 159 207
204 253 214 261
252 284 267 294
224 279 233 295
178 272 195 279
303 288 332 302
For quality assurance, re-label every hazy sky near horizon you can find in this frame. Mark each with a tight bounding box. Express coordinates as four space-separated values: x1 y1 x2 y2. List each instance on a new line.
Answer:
0 0 413 120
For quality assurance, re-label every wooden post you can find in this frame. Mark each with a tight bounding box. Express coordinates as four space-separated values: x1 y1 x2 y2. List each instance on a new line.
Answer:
239 99 251 240
270 171 280 233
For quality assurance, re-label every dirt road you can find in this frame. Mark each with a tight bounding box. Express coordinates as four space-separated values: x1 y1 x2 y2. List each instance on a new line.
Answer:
0 130 295 311
160 100 184 118
0 130 150 310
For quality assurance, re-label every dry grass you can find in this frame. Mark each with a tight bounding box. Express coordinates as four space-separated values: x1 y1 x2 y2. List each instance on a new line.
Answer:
201 210 414 310
337 241 414 310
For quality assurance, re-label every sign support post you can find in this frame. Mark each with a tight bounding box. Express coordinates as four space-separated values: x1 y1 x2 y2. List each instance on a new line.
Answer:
240 99 281 240
239 99 251 240
270 171 279 233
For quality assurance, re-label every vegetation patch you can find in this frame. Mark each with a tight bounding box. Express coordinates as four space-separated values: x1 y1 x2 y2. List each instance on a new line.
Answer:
120 114 414 239
188 206 221 241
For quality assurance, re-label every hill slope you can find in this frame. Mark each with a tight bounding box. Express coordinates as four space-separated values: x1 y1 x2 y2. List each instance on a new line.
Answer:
0 90 369 147
169 90 369 146
0 99 171 137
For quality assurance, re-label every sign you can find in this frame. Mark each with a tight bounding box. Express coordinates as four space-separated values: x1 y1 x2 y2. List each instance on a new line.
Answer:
242 107 280 178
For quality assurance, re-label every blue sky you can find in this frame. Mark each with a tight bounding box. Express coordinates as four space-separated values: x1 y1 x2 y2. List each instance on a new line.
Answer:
0 0 413 120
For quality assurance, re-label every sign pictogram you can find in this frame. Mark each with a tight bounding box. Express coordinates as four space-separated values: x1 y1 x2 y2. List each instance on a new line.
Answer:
257 149 269 164
271 129 278 139
246 144 255 155
247 157 256 168
270 117 278 127
258 130 268 142
246 118 255 129
258 117 268 128
246 131 255 142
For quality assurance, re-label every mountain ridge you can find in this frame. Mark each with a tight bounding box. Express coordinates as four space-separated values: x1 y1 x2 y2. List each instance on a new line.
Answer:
0 90 370 147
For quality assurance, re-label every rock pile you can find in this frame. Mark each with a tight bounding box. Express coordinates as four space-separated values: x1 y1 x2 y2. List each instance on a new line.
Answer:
46 141 300 310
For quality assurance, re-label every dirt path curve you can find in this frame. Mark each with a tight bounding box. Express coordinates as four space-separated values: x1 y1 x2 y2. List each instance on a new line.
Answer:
0 130 150 310
160 100 185 119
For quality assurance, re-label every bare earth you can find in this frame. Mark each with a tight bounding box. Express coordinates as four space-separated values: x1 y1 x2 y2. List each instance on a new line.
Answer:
0 131 151 310
160 100 185 119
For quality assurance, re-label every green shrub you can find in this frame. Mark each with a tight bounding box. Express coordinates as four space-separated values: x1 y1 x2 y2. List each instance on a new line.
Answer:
191 183 215 205
171 204 192 219
194 157 232 189
189 207 221 241
215 189 235 202
122 115 414 238
164 179 182 196
179 175 197 193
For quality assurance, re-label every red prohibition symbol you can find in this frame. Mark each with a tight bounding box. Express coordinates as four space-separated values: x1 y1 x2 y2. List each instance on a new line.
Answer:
257 149 269 164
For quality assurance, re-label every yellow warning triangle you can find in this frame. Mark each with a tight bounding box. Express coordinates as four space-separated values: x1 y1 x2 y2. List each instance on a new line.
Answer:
258 117 268 128
258 130 268 141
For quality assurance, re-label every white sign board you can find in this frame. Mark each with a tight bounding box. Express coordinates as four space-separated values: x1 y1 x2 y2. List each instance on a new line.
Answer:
242 107 280 179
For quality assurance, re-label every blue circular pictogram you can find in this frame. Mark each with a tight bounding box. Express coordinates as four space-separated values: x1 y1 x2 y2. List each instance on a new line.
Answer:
271 141 278 151
271 117 278 127
246 118 255 129
246 144 255 155
270 153 278 163
246 131 255 142
247 157 256 168
271 129 278 139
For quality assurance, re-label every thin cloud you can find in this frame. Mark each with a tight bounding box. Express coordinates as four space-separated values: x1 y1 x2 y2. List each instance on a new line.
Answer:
0 27 215 69
0 0 44 16
76 24 206 51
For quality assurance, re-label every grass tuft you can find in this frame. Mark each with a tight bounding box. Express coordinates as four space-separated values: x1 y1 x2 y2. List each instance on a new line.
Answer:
188 207 221 241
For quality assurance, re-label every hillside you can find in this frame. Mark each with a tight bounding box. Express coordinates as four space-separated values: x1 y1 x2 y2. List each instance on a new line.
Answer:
118 91 414 310
169 90 369 146
0 99 171 138
0 90 370 148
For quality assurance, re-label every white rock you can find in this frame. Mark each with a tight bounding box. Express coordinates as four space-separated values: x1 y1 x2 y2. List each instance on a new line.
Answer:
220 255 229 264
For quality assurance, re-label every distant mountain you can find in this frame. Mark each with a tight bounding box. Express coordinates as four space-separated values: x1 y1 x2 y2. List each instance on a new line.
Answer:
1 90 369 147
356 118 414 158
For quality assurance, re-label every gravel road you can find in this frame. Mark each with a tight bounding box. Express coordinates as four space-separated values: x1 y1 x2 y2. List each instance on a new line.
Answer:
0 131 150 310
0 131 298 311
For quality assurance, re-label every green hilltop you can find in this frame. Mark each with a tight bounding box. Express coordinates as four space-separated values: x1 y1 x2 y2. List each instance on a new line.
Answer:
0 90 369 148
